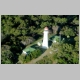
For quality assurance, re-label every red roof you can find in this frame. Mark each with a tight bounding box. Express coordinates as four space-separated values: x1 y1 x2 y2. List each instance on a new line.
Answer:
44 27 48 30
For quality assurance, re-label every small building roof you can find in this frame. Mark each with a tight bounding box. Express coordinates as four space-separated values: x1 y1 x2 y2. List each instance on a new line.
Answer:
52 36 60 42
23 47 36 53
54 36 60 39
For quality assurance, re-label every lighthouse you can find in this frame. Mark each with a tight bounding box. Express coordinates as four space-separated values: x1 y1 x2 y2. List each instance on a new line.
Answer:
42 27 49 49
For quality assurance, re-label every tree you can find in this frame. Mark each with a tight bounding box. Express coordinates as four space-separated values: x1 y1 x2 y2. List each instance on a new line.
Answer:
53 17 67 25
18 54 26 64
1 45 13 64
1 33 6 42
74 36 79 51
40 21 50 28
71 51 79 64
31 49 42 58
54 43 79 64
62 26 75 37
72 17 79 25
41 15 51 21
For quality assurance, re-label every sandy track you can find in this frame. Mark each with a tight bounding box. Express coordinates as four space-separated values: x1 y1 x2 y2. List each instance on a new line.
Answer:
27 48 51 64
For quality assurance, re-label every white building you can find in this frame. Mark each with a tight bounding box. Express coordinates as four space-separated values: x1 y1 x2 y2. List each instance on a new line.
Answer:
42 27 49 49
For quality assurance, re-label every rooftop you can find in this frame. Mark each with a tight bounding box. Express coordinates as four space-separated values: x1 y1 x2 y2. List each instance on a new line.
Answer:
44 27 48 30
23 47 36 53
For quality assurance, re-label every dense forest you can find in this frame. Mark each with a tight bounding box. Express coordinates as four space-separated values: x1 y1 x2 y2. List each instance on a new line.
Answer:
1 15 79 64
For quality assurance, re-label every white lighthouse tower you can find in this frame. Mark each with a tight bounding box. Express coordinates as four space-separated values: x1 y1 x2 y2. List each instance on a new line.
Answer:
42 27 49 49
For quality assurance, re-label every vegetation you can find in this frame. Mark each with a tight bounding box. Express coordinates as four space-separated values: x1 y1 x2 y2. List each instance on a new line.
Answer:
18 49 42 64
36 42 79 64
36 55 53 64
1 15 79 64
54 43 79 64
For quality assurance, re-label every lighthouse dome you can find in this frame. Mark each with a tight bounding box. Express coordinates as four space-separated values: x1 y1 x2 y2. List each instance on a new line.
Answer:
44 27 48 30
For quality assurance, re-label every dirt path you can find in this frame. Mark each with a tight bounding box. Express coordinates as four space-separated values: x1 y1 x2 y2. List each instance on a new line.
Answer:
27 48 51 64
